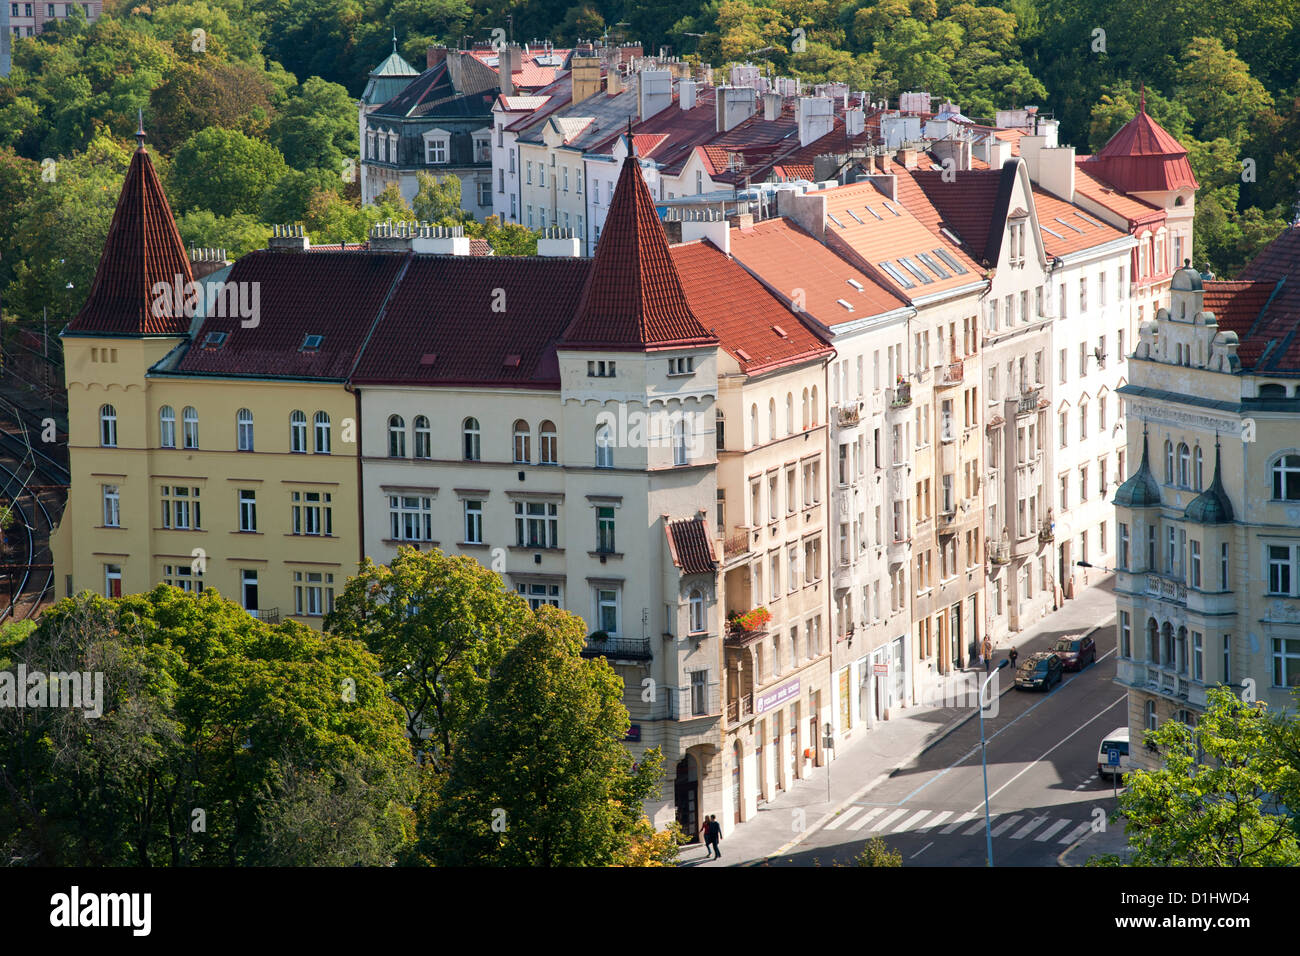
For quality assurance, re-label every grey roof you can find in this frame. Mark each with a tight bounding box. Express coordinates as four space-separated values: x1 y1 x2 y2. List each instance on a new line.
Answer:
515 78 640 152
372 57 499 120
1184 441 1234 524
1113 432 1163 509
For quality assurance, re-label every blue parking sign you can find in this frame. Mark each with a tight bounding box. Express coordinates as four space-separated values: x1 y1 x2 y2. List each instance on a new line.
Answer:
1107 748 1121 767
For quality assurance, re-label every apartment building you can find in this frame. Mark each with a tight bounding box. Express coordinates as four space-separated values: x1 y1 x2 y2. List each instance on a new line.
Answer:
1113 234 1300 766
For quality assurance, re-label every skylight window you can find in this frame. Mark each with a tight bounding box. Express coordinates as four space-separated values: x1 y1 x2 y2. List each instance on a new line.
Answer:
846 209 865 224
735 347 752 361
1054 216 1083 234
202 331 228 350
300 334 324 351
915 252 950 279
772 325 788 338
882 200 902 217
878 261 915 289
864 205 882 221
897 257 934 284
847 278 864 291
940 227 963 245
837 299 854 311
932 248 968 274
828 214 845 228
1040 224 1064 239
1075 211 1102 227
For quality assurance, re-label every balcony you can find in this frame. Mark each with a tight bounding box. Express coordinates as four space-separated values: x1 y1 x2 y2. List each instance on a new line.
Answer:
1114 660 1198 702
888 382 912 408
1145 573 1187 605
725 606 771 646
937 359 964 387
1038 520 1054 543
936 509 957 533
726 692 755 724
250 607 280 624
1015 388 1041 416
835 403 861 427
580 637 653 661
989 542 1010 566
723 528 752 560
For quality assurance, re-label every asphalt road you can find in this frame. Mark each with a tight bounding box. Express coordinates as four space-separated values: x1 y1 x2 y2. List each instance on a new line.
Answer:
776 612 1125 867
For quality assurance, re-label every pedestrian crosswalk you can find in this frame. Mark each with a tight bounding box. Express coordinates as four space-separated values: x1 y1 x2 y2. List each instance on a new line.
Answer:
826 805 1096 845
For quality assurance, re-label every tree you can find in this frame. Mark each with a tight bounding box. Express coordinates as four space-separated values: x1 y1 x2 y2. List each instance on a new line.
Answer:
261 166 344 224
0 587 413 866
426 605 670 866
269 76 359 174
148 58 276 154
169 126 289 217
325 545 532 766
1113 687 1300 867
847 837 902 866
174 209 273 259
412 171 468 223
1176 37 1274 146
483 215 540 256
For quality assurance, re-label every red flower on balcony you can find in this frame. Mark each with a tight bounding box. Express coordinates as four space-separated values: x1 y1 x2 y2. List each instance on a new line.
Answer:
728 606 772 633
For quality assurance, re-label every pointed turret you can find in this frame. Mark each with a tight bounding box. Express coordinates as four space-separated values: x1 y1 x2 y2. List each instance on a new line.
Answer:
1113 427 1163 509
1084 93 1198 194
1185 438 1235 524
66 120 193 336
562 152 716 350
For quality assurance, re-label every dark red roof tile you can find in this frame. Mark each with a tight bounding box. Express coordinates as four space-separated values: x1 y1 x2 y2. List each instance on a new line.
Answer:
1083 103 1197 193
666 516 717 574
1232 223 1300 372
907 166 1012 266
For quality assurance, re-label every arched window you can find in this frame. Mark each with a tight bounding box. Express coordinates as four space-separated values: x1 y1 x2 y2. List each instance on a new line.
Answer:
785 393 794 434
159 405 175 448
513 419 531 463
1175 626 1188 675
1193 446 1203 490
750 403 759 446
413 415 431 458
463 418 481 461
715 409 725 451
539 420 557 464
1164 440 1174 484
236 408 254 451
313 411 331 454
801 388 810 430
290 411 307 453
182 406 199 449
689 588 705 633
595 423 614 468
810 386 818 426
1272 454 1300 500
1146 618 1159 664
768 398 776 441
388 414 406 457
674 417 690 466
100 404 117 447
1177 443 1190 487
1161 622 1175 668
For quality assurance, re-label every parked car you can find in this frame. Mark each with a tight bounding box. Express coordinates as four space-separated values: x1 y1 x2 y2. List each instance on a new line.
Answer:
1052 634 1097 671
1014 652 1063 690
1097 727 1133 780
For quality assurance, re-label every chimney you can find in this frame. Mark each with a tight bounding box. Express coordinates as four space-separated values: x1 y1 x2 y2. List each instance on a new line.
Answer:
930 137 970 173
498 45 517 96
639 69 672 120
189 247 231 280
716 86 757 133
702 64 713 86
763 91 782 122
1037 145 1076 202
268 223 310 252
679 78 697 111
677 207 730 256
607 65 623 96
845 107 865 137
985 136 1012 169
894 146 919 170
426 45 446 69
862 173 897 202
446 50 465 91
571 54 601 103
796 96 834 147
536 226 582 257
369 222 472 254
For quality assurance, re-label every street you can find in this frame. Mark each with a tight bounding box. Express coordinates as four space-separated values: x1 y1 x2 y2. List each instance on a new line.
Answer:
773 609 1124 867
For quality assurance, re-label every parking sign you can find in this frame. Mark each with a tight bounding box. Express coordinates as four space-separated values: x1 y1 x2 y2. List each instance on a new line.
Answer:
1107 748 1121 767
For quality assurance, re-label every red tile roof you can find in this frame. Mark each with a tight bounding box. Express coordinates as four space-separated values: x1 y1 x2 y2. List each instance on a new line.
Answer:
351 256 591 387
1231 223 1300 373
171 251 409 380
1082 104 1198 193
1071 164 1165 226
666 516 718 575
563 154 716 351
727 218 906 329
1030 187 1130 256
66 140 194 336
1202 280 1275 342
907 166 1011 266
669 240 832 374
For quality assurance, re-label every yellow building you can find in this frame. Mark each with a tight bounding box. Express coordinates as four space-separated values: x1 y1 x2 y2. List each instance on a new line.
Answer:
52 131 392 625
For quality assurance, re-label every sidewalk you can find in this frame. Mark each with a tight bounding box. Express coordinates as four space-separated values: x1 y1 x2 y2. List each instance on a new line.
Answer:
682 577 1119 867
1059 811 1133 866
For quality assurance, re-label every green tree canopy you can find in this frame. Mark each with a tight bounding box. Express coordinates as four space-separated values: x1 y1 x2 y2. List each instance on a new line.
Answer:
168 125 289 217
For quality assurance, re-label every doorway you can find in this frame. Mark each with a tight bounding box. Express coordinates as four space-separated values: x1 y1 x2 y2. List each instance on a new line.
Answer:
675 755 699 842
732 741 743 824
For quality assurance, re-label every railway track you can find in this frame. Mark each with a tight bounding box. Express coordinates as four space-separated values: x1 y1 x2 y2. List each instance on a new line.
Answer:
0 406 66 622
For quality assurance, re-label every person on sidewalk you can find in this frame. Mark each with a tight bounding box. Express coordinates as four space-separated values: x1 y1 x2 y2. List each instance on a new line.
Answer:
702 815 721 859
700 817 714 858
981 636 992 673
1008 646 1019 671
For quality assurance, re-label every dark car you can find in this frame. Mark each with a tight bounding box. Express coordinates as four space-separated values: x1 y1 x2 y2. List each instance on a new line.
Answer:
1052 634 1097 671
1015 652 1063 691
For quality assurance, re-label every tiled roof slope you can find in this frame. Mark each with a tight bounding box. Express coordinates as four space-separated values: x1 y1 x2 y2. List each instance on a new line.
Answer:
666 516 717 574
1229 223 1300 373
563 154 716 351
352 256 591 387
171 251 409 380
728 218 906 329
1030 188 1129 256
372 58 498 119
1071 164 1164 225
908 165 1014 266
66 139 193 336
1086 102 1198 193
669 239 832 374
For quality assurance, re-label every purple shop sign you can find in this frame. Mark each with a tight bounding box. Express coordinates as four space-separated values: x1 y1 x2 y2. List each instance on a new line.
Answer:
756 678 801 714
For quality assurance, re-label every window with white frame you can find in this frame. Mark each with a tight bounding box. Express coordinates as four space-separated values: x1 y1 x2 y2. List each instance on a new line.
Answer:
102 485 120 527
517 581 561 610
424 129 449 164
596 506 615 553
463 418 481 460
159 405 175 448
539 421 557 464
182 406 199 449
1268 544 1296 595
236 408 254 451
596 588 619 634
161 485 201 529
313 412 331 453
515 500 558 548
1272 454 1300 500
689 588 705 633
513 419 531 463
290 410 307 453
389 494 433 541
595 424 614 468
291 490 332 536
413 416 431 458
238 489 257 532
463 498 483 543
388 415 406 457
100 404 117 447
293 571 335 617
162 564 204 593
1273 638 1300 688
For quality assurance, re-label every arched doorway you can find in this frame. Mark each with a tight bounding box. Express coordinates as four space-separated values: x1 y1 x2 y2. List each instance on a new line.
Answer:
675 755 700 843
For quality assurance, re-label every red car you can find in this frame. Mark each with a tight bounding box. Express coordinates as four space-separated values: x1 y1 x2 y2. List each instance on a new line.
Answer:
1052 634 1096 671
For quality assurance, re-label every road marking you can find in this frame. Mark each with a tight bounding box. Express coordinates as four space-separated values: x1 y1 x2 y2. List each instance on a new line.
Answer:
871 808 909 832
1060 821 1093 844
941 812 977 834
923 810 953 831
1012 816 1047 840
1036 818 1072 842
892 810 932 833
823 806 864 830
990 815 1023 837
847 807 885 831
968 693 1128 814
909 841 933 859
963 815 992 836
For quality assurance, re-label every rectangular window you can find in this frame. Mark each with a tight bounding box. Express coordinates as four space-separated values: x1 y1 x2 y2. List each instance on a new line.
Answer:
1119 610 1131 658
1192 631 1203 681
1220 542 1229 590
463 499 483 544
102 484 120 527
291 490 332 536
1273 638 1300 688
1189 539 1201 588
1268 545 1294 595
162 563 204 593
238 489 257 532
597 588 619 634
293 571 335 617
389 495 433 542
690 671 708 716
160 485 202 530
1119 523 1129 570
596 506 615 553
515 500 559 549
517 582 561 610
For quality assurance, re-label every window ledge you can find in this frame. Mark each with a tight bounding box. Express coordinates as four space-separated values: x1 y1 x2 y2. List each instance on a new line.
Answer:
230 531 263 536
155 527 207 533
588 551 623 559
508 546 565 554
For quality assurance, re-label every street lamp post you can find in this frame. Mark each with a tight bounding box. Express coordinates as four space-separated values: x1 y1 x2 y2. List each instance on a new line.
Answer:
980 660 1008 867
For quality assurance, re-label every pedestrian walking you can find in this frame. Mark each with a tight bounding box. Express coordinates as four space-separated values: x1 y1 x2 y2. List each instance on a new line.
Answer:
1008 646 1019 671
981 636 992 673
700 817 713 858
707 816 722 859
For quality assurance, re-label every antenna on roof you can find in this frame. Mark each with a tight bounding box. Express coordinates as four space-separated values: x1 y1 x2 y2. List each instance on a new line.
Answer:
392 27 398 54
1138 82 1146 114
136 107 146 149
627 115 635 155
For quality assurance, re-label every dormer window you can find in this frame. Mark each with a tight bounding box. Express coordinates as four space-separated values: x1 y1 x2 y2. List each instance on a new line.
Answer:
301 334 323 352
202 331 228 350
423 128 450 165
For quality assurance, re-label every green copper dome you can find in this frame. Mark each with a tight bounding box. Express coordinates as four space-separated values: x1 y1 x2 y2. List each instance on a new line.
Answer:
1113 430 1163 509
1185 440 1234 524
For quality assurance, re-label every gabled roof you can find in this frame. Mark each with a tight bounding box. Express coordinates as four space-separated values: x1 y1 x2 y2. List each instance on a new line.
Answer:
371 57 498 120
351 255 591 388
1082 99 1197 193
168 251 409 380
908 164 1015 266
669 239 832 374
666 516 718 575
727 218 906 329
66 133 193 337
1227 222 1300 373
562 154 716 351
